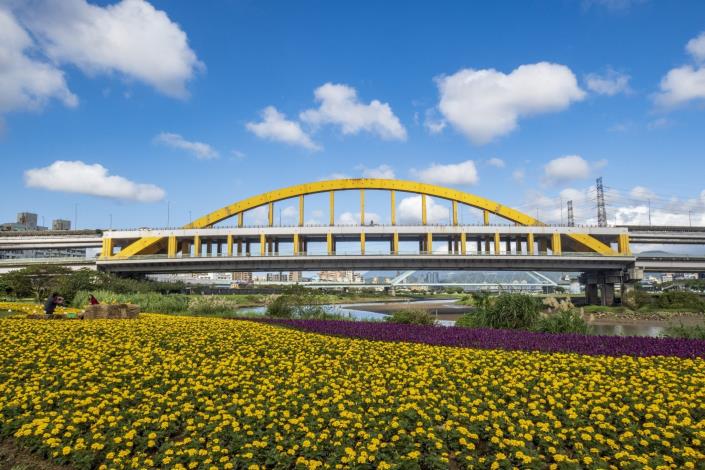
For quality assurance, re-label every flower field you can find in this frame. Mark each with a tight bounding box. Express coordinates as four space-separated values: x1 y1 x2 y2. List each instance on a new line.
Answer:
0 301 81 316
0 315 704 469
261 318 705 358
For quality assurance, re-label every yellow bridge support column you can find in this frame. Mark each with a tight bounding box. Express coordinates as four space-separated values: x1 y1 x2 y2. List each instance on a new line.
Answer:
167 235 177 258
101 238 113 258
461 232 467 255
327 232 333 255
393 232 399 254
237 212 243 228
360 231 366 255
227 234 233 257
452 200 458 226
552 233 562 255
268 203 274 227
494 232 501 254
329 191 335 226
483 210 490 225
527 232 534 255
390 190 396 225
299 195 304 227
426 232 433 253
260 233 266 256
618 233 631 255
360 189 365 225
194 235 201 257
293 233 299 255
421 194 427 225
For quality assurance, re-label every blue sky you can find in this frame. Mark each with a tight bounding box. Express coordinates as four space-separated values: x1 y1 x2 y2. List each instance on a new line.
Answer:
2 0 705 230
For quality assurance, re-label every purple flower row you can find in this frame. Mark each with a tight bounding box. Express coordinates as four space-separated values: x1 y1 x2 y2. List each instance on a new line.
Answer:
256 319 705 358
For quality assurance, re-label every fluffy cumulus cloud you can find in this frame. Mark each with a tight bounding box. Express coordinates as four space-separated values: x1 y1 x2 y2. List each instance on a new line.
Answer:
512 169 525 183
585 69 631 95
300 83 407 140
629 185 656 200
434 62 585 144
686 31 705 63
246 106 320 150
397 196 449 225
411 160 479 185
486 158 505 168
0 8 77 115
24 160 165 202
654 31 705 108
543 155 591 183
360 164 395 179
15 0 202 99
338 211 382 225
154 132 218 159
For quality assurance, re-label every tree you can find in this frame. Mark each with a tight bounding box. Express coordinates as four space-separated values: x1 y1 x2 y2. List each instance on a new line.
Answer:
0 265 73 301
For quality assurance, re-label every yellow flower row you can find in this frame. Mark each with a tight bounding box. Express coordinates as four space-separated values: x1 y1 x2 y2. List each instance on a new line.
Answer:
0 301 82 315
0 314 703 469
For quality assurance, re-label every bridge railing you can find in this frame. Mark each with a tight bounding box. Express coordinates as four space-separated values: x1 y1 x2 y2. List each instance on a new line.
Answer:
97 250 629 261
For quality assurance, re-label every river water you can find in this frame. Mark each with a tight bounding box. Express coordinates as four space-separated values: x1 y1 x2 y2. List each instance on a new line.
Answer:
239 299 676 337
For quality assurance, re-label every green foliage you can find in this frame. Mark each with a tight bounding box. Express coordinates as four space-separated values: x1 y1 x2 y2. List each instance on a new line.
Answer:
0 264 73 301
656 291 705 312
385 308 436 325
663 323 705 340
534 310 591 335
265 286 334 319
455 294 542 330
73 290 190 313
621 288 653 310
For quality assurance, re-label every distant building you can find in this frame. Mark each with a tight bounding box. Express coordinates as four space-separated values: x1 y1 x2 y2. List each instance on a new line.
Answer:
289 271 302 282
318 271 363 283
266 272 287 282
17 212 37 228
52 219 71 231
232 272 253 283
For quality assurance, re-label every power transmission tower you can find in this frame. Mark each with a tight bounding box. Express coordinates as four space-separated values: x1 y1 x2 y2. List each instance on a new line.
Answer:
596 177 607 227
567 200 575 226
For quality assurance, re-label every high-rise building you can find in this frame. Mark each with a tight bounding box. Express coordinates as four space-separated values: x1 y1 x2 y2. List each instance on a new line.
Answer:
52 219 71 231
232 272 253 283
17 212 38 228
289 271 302 282
318 271 363 283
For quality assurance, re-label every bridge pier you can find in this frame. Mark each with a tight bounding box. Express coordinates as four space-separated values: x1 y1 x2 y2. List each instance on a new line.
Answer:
580 271 622 306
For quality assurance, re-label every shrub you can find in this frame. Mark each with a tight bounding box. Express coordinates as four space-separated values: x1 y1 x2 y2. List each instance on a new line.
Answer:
455 312 486 328
663 323 705 340
542 296 574 313
534 310 591 335
266 295 295 318
479 293 542 330
72 290 190 313
385 309 436 325
656 291 705 312
621 288 653 310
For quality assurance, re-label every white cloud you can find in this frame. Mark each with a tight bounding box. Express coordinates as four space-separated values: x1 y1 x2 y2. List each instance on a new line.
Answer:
360 164 395 179
338 211 382 225
423 108 446 134
654 65 705 108
411 160 479 185
486 158 505 168
24 160 164 202
300 83 407 140
320 172 351 180
512 169 525 183
154 132 218 159
397 196 449 225
582 0 646 11
0 8 77 115
543 155 590 183
16 0 202 98
434 62 585 144
629 186 656 200
585 69 631 95
686 31 705 63
246 106 320 150
231 150 246 159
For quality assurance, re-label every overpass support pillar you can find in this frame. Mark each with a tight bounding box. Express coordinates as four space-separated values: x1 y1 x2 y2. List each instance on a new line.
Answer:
227 235 233 257
551 233 562 255
461 233 466 255
527 233 534 255
194 235 201 257
581 271 622 306
293 233 299 255
167 235 177 258
360 231 366 255
101 238 113 258
392 232 399 255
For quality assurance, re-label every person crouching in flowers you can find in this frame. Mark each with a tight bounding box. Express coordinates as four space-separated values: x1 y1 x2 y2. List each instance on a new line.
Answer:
88 294 100 305
44 293 64 316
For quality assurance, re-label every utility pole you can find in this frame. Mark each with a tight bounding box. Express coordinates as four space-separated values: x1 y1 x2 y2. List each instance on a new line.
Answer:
596 177 607 227
167 201 170 227
567 200 575 227
648 199 652 226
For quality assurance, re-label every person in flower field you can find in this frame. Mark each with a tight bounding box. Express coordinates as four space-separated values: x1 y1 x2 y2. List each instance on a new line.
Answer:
44 293 64 316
